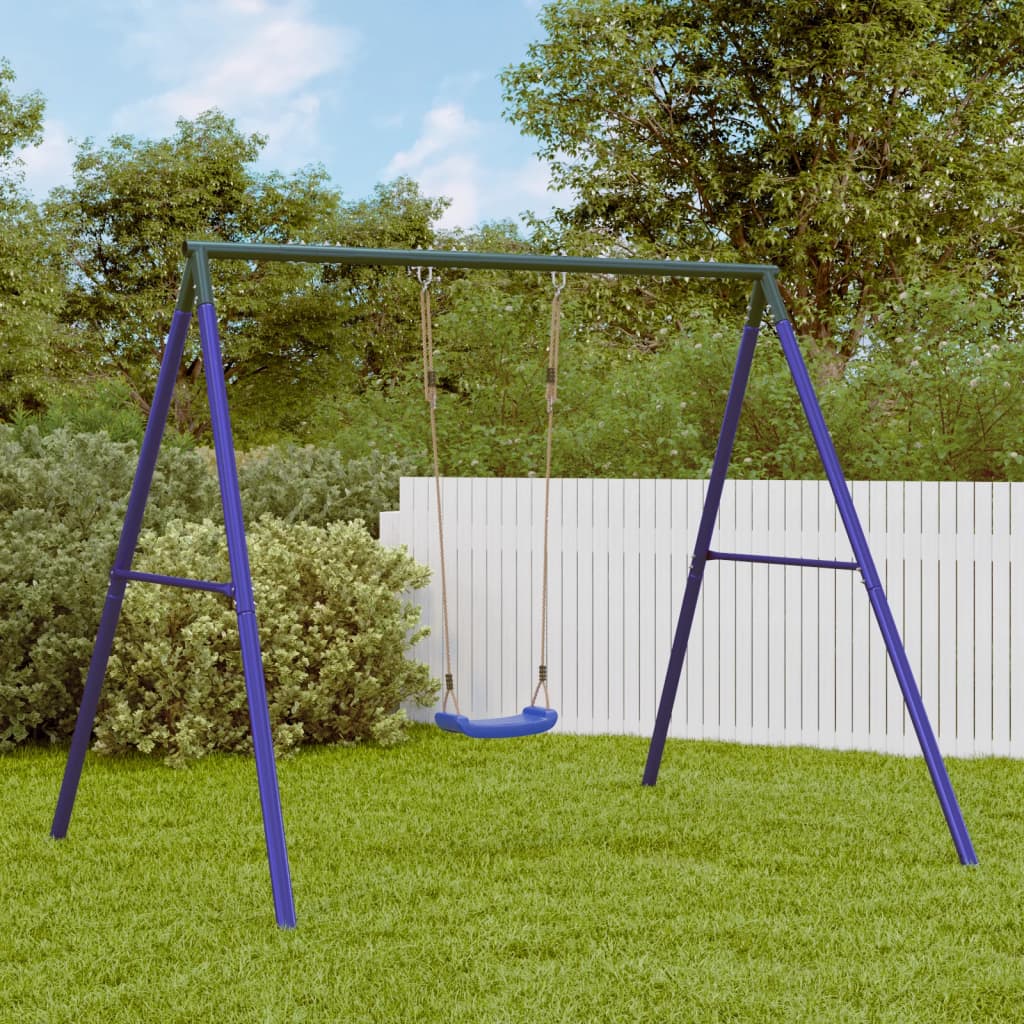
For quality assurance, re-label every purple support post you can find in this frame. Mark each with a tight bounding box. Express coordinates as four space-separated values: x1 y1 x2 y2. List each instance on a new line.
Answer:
195 301 297 927
772 315 977 865
52 309 193 839
643 287 764 786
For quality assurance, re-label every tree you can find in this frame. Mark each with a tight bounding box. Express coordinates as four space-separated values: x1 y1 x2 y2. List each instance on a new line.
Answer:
0 58 43 176
48 111 352 437
503 0 1024 374
314 178 448 383
47 114 454 441
825 275 1024 480
0 60 62 417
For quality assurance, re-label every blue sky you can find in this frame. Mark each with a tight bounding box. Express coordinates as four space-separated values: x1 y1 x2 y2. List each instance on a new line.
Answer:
4 0 566 230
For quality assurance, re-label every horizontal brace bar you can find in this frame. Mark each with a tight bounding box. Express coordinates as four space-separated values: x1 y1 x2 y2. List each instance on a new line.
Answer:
112 569 235 597
707 550 860 571
182 241 778 281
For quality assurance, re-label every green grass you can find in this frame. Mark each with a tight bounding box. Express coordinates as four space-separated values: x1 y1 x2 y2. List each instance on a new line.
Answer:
3 728 1023 1023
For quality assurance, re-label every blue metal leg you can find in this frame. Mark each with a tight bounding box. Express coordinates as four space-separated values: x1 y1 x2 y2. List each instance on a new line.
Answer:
643 315 762 786
773 316 977 865
52 309 193 839
196 302 298 926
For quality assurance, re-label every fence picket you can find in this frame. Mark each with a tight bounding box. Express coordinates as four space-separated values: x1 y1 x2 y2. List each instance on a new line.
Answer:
799 481 820 748
916 481 940 752
937 482 959 751
973 483 994 756
635 481 655 733
991 484 1012 755
1010 487 1024 754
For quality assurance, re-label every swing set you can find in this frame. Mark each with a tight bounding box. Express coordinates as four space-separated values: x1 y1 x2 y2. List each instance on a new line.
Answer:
51 242 977 929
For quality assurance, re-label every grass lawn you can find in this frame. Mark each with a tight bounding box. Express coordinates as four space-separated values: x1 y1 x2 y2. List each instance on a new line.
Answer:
3 726 1023 1023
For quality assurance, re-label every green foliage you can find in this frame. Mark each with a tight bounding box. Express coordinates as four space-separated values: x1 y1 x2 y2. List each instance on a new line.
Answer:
12 377 149 443
0 425 216 534
0 61 63 417
547 310 821 479
833 279 1024 481
504 0 1024 370
0 507 114 745
236 444 418 537
0 426 432 752
0 427 221 746
46 111 349 438
255 176 449 404
0 202 64 417
321 374 432 474
0 57 44 172
423 265 556 474
3 36 1023 487
97 517 434 764
323 257 820 480
319 208 1023 482
41 118 449 443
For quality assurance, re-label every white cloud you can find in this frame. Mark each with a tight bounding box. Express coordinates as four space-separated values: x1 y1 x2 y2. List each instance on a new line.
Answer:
418 155 483 231
18 119 76 198
385 105 484 229
386 105 480 177
385 104 569 229
111 0 357 166
504 155 572 210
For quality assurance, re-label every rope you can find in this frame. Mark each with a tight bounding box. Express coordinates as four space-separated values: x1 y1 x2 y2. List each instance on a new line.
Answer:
418 268 460 715
419 267 564 717
533 272 565 709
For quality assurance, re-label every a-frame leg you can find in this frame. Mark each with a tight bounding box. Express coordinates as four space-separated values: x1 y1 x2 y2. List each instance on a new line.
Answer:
53 264 298 927
643 284 765 785
643 273 976 867
52 307 194 839
765 280 976 865
195 300 297 926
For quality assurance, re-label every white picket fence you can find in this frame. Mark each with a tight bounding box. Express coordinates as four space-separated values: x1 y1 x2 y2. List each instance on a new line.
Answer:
379 477 1024 758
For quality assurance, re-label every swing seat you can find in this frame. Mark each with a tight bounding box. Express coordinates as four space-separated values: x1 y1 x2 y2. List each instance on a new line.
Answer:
435 705 558 739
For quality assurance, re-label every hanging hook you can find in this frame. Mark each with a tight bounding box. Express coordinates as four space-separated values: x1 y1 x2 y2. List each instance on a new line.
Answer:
416 265 433 289
551 270 566 297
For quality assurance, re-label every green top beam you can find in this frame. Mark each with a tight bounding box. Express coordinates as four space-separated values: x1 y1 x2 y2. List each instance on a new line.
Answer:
182 241 778 282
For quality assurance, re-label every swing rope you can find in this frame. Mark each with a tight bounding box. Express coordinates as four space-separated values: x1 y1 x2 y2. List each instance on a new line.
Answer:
418 267 460 715
533 272 565 710
419 266 564 722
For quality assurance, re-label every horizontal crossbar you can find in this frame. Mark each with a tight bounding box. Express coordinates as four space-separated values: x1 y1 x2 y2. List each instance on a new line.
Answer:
183 241 778 281
706 550 859 571
112 569 235 597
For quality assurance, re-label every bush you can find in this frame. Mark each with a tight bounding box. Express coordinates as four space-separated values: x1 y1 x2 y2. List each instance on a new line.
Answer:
0 427 427 754
0 425 219 531
236 444 417 537
0 426 415 539
0 428 220 747
0 509 114 745
16 378 149 444
95 517 435 764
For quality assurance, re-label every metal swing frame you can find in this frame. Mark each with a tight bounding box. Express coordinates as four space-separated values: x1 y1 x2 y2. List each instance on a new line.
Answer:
51 242 976 931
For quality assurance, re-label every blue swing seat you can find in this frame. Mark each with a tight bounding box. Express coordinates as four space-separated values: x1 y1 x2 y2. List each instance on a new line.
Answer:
435 705 558 739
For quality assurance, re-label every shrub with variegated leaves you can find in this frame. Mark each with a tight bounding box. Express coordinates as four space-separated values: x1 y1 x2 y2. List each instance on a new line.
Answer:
97 516 434 764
